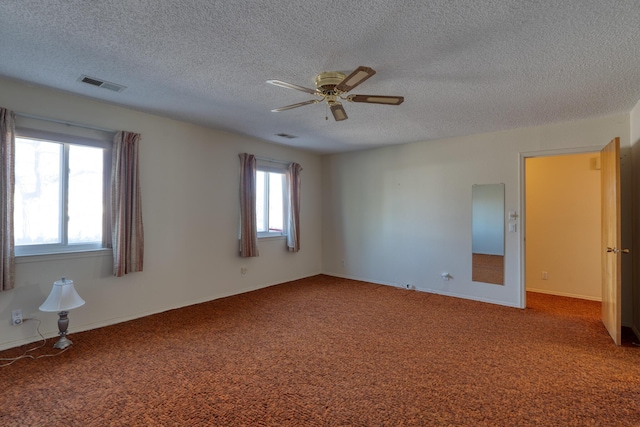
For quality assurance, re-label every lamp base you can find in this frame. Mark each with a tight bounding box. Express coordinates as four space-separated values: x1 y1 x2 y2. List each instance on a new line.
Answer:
53 311 73 349
53 336 73 349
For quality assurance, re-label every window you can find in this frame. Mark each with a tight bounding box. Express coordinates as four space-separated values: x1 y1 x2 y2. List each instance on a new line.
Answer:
255 163 288 238
14 125 111 256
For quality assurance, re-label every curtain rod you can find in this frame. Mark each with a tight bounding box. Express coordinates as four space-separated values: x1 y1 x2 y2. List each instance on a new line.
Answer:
254 155 291 165
15 112 117 133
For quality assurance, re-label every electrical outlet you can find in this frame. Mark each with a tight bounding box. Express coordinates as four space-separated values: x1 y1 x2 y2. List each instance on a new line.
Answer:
542 271 548 280
11 309 22 325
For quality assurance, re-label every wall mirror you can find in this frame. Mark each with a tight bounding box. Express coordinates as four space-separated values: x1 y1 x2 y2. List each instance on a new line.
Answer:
472 183 505 285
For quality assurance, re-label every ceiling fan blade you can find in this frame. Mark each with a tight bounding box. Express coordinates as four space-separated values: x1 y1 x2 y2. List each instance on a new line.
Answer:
335 66 376 93
330 103 348 121
348 95 404 105
271 99 320 112
266 79 318 95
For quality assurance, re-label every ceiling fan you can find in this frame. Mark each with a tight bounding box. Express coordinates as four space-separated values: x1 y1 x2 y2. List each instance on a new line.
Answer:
267 66 404 121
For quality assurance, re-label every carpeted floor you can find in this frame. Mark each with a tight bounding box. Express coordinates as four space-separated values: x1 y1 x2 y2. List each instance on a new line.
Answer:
1 275 639 426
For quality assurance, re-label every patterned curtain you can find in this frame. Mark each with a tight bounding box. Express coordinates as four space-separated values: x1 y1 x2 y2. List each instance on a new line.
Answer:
286 162 302 252
0 108 15 291
239 153 258 257
112 131 144 276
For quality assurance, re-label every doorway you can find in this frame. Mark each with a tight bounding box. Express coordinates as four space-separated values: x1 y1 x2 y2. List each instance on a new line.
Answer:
523 151 602 305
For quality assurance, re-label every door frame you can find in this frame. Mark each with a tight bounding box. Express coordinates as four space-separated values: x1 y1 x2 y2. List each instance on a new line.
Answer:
519 146 603 309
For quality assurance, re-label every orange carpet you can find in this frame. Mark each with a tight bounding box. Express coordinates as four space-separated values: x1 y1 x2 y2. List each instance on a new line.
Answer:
1 275 639 426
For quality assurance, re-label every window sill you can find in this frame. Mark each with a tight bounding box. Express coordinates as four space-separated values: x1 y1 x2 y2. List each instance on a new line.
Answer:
16 248 112 264
257 235 286 241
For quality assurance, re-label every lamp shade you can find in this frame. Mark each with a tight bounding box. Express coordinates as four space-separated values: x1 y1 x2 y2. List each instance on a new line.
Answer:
39 278 85 312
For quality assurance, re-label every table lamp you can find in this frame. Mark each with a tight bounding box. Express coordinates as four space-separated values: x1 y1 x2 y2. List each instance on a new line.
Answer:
39 277 85 349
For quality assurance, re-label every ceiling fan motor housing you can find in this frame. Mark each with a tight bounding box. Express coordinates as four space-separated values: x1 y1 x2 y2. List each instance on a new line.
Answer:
315 72 346 93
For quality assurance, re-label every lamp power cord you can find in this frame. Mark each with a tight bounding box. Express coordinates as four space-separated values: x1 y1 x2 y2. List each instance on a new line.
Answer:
0 318 70 367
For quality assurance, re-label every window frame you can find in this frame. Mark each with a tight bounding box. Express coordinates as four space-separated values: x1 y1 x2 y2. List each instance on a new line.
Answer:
255 161 289 239
14 126 113 257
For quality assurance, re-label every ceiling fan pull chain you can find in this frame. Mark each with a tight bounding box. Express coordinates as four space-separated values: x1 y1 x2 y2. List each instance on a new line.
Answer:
325 103 329 120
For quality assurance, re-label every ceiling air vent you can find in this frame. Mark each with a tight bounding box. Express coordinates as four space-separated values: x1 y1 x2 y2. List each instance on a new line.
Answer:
276 133 298 139
78 75 127 92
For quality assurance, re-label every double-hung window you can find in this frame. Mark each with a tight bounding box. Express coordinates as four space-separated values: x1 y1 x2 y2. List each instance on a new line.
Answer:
14 118 112 256
255 161 288 238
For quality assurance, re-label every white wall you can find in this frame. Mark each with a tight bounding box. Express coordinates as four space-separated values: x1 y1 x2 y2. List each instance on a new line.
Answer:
0 78 323 351
322 114 631 312
525 153 601 300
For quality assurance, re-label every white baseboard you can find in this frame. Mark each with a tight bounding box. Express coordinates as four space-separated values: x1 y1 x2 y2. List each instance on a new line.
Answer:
526 287 601 302
323 272 521 308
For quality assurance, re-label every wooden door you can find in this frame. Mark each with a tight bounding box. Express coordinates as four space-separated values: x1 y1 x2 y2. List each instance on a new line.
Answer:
601 137 622 345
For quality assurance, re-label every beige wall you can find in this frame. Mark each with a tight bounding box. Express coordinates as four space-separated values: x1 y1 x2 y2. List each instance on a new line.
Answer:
525 153 601 300
0 78 323 351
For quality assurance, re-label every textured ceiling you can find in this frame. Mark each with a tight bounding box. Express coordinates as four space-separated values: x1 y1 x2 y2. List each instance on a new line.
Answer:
1 1 640 153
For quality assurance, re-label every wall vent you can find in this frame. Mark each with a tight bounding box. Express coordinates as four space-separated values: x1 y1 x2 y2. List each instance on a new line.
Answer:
276 133 298 139
78 75 127 92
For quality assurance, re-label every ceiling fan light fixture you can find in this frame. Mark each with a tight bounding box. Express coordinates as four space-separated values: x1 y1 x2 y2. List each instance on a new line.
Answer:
330 103 348 121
